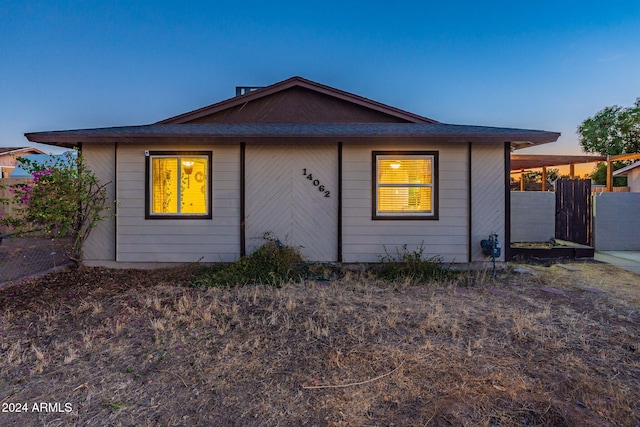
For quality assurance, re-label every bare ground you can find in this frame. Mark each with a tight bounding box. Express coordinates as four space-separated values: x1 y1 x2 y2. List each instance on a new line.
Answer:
0 261 639 426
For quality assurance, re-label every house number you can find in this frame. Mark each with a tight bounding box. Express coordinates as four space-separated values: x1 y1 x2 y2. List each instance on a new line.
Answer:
302 169 330 197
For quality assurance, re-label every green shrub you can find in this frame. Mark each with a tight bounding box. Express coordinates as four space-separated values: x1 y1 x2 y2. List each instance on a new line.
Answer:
372 244 455 283
190 241 305 287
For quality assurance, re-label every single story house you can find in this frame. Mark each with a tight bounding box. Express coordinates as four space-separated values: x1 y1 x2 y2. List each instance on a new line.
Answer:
0 147 46 178
25 76 560 267
613 161 640 192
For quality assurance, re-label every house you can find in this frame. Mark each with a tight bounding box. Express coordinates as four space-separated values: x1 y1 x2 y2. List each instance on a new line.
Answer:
10 152 76 178
613 161 640 192
25 76 560 267
0 147 46 178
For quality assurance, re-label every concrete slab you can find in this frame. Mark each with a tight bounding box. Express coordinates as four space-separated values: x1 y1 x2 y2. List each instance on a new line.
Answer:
594 251 640 275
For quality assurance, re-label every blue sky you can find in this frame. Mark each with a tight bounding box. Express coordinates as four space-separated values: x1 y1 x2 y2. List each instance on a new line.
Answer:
2 0 639 156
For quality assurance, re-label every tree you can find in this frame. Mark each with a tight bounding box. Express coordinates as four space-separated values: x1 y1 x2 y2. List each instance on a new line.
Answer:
577 98 640 155
589 162 627 186
0 150 110 263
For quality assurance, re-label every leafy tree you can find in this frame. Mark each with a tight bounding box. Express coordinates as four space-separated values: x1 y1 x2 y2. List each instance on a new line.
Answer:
522 168 561 184
577 98 640 155
0 150 110 263
589 162 627 186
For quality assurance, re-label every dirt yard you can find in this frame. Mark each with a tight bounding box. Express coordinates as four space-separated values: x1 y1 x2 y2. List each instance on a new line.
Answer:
0 236 72 284
0 262 638 426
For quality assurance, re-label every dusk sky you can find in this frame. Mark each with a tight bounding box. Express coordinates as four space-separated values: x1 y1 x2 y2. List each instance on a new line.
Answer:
2 1 639 159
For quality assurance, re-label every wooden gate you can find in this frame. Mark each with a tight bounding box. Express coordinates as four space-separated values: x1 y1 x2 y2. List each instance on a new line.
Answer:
555 179 592 245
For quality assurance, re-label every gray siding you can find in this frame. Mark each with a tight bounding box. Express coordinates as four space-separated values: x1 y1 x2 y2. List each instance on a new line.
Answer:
83 144 117 261
245 142 339 261
510 192 555 243
342 143 469 263
115 143 241 262
593 192 640 250
471 144 506 261
84 140 509 265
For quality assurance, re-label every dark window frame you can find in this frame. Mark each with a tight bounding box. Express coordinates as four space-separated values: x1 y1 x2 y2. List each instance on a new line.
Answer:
371 150 439 220
145 151 213 220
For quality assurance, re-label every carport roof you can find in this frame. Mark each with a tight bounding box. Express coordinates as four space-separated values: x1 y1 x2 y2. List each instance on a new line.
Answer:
510 154 606 171
25 123 560 149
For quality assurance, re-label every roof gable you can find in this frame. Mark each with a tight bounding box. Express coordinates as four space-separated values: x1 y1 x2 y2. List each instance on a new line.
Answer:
613 161 640 176
157 76 438 125
0 147 46 156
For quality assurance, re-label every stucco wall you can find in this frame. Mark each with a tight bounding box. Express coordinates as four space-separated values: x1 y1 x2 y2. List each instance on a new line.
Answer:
510 192 555 243
593 192 640 250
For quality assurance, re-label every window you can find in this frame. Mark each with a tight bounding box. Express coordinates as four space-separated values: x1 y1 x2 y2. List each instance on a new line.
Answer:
146 151 212 219
372 151 438 219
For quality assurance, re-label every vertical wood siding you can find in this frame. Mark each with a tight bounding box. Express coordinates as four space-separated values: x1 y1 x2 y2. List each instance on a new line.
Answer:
115 143 240 262
471 144 505 261
245 142 339 261
83 144 116 261
342 143 469 263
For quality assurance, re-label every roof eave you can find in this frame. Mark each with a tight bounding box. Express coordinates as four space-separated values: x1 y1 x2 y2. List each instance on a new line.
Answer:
25 131 560 148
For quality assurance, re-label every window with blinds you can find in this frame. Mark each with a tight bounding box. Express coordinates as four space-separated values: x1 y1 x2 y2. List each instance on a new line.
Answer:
147 152 211 219
373 152 438 219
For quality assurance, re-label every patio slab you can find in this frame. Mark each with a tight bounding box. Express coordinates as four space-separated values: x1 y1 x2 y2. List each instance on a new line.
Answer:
594 251 640 275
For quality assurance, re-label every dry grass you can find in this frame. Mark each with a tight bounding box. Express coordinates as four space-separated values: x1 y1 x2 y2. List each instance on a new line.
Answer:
0 262 638 426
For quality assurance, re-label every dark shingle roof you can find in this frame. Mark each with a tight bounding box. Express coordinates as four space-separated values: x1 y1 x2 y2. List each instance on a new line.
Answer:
26 123 560 149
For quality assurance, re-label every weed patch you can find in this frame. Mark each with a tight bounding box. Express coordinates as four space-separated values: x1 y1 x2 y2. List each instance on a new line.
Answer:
190 241 306 287
373 244 456 283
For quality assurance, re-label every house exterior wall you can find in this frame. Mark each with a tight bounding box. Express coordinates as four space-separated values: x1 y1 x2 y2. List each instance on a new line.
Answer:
471 144 506 262
83 144 117 261
510 192 555 243
627 168 640 193
0 149 43 177
592 192 640 250
341 142 469 263
114 142 241 263
245 142 339 261
82 140 509 265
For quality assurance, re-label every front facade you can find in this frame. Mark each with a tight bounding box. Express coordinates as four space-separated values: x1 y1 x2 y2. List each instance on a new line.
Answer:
26 77 559 266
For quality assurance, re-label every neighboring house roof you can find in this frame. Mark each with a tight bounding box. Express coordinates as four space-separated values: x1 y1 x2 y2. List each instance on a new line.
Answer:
0 146 46 162
613 161 640 176
10 152 75 177
0 146 43 155
24 76 561 149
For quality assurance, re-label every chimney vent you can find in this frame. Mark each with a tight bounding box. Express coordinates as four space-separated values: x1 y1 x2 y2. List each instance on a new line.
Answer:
235 86 263 96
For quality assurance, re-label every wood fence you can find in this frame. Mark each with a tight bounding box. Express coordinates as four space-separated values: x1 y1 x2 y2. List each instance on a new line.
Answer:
555 179 592 246
592 186 630 193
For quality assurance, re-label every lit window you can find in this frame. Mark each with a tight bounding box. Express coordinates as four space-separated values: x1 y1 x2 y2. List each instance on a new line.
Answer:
146 152 211 219
373 152 438 219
